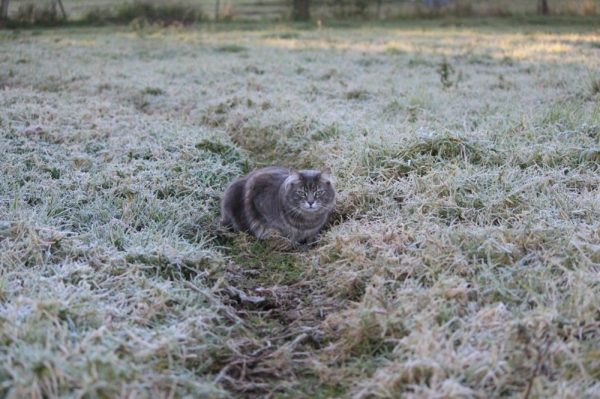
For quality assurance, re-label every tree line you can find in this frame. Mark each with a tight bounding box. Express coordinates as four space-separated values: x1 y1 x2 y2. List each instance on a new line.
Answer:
0 0 555 23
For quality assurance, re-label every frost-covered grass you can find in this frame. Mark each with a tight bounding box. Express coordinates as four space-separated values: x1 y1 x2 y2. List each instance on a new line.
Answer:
1 21 599 398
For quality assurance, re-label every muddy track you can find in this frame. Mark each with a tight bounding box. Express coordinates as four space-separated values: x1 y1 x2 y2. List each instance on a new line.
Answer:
212 237 346 397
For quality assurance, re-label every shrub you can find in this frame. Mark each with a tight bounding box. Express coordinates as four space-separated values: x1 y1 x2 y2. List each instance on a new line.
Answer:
83 1 204 26
327 0 376 18
11 1 62 26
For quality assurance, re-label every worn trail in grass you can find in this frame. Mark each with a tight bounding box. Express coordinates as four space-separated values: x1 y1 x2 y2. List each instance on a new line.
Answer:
1 20 600 398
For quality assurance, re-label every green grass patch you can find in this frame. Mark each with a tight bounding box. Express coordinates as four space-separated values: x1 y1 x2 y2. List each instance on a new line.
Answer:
214 44 247 53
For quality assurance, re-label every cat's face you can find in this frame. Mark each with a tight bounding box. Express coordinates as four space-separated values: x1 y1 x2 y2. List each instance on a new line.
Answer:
284 169 335 214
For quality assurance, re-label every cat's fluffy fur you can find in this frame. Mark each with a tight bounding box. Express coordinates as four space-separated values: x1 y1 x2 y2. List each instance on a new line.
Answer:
220 166 336 243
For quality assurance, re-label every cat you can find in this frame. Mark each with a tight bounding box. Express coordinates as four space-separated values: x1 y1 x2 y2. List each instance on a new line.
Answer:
220 166 336 243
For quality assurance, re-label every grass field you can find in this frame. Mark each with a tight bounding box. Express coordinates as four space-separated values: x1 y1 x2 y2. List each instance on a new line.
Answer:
1 19 600 398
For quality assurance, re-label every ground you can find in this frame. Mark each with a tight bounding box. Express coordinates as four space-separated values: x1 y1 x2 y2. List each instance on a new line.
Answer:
1 19 600 398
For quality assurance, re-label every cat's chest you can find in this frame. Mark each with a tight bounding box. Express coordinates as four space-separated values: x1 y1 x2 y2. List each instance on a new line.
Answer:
277 218 324 241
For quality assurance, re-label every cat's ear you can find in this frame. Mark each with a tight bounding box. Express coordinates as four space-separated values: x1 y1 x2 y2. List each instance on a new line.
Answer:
284 172 301 191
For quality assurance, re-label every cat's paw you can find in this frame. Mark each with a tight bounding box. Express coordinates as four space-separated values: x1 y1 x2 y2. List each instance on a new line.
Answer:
300 235 320 247
263 229 295 251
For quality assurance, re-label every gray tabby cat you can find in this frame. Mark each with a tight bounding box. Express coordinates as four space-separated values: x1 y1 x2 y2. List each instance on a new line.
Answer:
220 166 336 243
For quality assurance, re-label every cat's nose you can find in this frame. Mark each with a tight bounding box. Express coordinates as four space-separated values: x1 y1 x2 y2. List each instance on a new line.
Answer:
307 200 315 206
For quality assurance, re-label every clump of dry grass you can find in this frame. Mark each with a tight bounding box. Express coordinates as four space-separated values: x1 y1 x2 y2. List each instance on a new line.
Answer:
365 133 501 178
1 21 600 398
